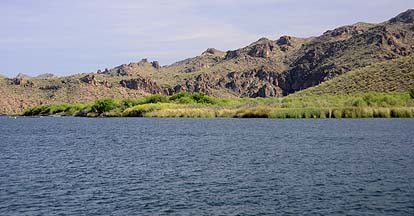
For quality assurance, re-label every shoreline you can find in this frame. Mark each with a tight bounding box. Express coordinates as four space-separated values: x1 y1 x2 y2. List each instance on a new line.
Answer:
16 92 414 119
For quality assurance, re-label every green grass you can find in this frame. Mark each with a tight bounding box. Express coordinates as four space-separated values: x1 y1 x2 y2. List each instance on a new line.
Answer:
22 91 414 118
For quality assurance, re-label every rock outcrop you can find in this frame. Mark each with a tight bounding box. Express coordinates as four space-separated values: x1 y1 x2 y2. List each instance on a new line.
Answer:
35 73 55 79
98 58 159 77
202 48 221 55
169 68 284 97
120 76 163 94
80 74 98 85
9 75 34 87
151 61 161 70
389 9 414 23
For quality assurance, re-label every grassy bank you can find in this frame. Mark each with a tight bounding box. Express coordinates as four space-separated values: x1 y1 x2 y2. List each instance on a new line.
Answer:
22 92 414 118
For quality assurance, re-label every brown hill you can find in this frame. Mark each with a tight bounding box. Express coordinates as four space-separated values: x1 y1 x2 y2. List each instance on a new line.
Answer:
1 9 414 114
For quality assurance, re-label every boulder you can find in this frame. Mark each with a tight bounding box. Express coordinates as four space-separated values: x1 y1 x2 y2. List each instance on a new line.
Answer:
80 74 98 85
151 61 161 69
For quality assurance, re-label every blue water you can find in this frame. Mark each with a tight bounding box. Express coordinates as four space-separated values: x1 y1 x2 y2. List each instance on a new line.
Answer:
0 117 413 215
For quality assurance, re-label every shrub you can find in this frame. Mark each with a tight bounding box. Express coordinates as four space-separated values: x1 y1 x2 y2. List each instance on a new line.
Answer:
169 92 191 101
177 96 194 104
410 89 414 99
351 98 367 107
91 98 116 114
380 96 397 106
49 104 69 114
143 94 169 104
169 92 195 104
121 98 134 109
66 104 84 116
191 93 217 104
362 94 375 106
169 92 218 104
332 109 343 118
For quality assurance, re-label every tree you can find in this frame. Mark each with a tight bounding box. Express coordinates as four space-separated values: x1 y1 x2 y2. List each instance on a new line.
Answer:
92 98 116 114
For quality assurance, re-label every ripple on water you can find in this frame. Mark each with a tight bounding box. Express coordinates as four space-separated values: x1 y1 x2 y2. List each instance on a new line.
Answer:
0 117 413 215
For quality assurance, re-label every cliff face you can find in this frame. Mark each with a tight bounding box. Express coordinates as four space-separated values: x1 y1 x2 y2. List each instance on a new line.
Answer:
1 10 414 114
170 10 414 96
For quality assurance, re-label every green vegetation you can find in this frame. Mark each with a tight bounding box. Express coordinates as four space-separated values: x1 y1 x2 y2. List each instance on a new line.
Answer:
410 89 414 99
23 92 414 118
92 98 117 115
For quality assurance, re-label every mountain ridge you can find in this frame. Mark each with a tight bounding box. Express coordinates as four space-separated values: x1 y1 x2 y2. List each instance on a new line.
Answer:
1 9 414 114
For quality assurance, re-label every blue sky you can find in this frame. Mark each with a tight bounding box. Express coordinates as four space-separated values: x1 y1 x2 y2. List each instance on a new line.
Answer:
1 0 413 77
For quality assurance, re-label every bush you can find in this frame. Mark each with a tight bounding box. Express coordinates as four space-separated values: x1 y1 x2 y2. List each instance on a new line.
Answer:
92 98 116 114
332 109 343 118
66 104 85 116
169 92 218 104
379 96 397 106
351 98 367 107
169 92 191 101
190 93 217 104
143 94 169 104
169 92 195 104
410 89 414 99
121 98 134 109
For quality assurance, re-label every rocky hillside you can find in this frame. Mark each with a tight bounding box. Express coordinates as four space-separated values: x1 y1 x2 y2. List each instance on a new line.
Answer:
295 55 414 95
1 9 414 114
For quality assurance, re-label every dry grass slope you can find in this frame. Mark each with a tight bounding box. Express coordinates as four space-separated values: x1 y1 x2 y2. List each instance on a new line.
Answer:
297 55 414 95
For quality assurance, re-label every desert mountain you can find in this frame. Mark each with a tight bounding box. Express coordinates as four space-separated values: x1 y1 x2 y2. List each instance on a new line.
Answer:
1 9 414 114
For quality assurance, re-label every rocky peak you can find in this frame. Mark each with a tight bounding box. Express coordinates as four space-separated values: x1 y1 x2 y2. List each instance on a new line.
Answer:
276 36 294 51
389 9 414 23
225 37 279 59
151 61 161 69
10 74 33 87
35 73 55 79
16 73 31 79
322 24 368 41
276 36 292 46
224 50 241 60
202 48 220 55
248 38 276 58
256 37 271 43
139 58 148 63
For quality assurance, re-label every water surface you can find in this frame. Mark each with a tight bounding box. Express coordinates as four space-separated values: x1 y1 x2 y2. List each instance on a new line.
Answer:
0 117 413 215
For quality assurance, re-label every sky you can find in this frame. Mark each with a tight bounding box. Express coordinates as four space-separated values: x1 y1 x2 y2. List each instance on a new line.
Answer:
1 0 413 77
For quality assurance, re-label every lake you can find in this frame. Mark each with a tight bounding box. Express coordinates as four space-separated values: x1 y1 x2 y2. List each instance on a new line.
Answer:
0 117 413 215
